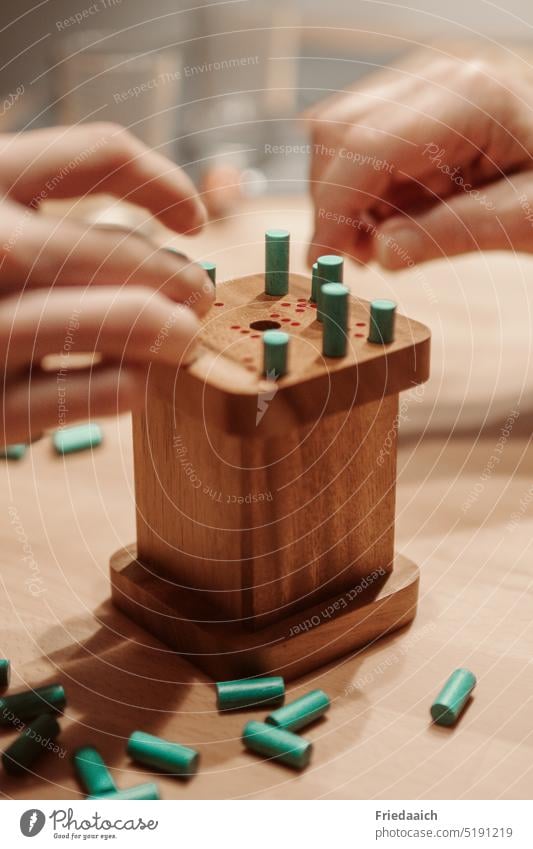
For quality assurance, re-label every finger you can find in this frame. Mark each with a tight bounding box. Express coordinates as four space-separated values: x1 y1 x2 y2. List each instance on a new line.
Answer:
305 69 424 126
301 56 438 122
308 124 469 265
307 61 522 265
303 73 413 187
0 124 207 233
302 54 497 125
0 201 214 316
305 57 456 191
2 363 146 445
0 286 200 374
308 126 401 264
373 174 532 268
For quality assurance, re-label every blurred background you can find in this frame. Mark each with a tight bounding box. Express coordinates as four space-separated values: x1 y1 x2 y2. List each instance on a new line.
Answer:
0 0 532 211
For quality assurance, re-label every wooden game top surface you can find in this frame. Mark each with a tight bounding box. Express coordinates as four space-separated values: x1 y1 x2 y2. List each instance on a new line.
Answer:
2 196 532 801
154 273 430 436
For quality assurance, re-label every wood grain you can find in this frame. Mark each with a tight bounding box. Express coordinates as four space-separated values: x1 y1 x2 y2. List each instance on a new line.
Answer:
149 272 430 438
134 394 399 628
131 271 429 628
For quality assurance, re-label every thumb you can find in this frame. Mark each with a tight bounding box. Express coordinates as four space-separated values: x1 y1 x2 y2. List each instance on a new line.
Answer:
374 176 533 269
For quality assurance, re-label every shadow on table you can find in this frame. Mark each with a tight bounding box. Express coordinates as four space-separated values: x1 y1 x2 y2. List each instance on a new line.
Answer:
0 602 430 798
0 599 202 798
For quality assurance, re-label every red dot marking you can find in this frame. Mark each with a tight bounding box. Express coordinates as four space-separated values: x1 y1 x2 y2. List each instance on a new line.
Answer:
214 302 224 307
281 302 291 307
246 365 256 372
310 303 317 309
230 325 240 330
270 313 281 318
240 329 250 334
355 333 365 338
356 322 365 327
297 298 307 303
281 318 291 323
296 308 305 313
243 356 254 363
291 321 301 327
251 334 260 338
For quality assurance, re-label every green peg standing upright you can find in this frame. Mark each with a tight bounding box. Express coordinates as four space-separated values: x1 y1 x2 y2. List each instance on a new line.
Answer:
322 283 349 358
0 660 10 691
316 255 343 321
368 299 397 344
265 230 289 296
263 330 289 379
310 262 319 303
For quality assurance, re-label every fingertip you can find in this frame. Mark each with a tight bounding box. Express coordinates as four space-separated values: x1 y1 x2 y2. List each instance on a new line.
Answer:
157 250 214 315
180 317 201 366
183 198 207 234
166 304 201 366
200 272 216 313
181 261 215 316
143 302 200 367
307 232 325 266
163 198 207 235
307 239 348 266
309 216 356 264
375 221 425 270
191 199 208 229
307 244 319 267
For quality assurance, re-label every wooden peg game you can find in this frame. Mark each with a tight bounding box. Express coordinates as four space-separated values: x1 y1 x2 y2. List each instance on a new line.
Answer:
110 233 431 681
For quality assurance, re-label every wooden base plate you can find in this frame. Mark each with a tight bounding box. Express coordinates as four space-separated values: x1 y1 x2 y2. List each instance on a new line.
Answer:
110 546 419 681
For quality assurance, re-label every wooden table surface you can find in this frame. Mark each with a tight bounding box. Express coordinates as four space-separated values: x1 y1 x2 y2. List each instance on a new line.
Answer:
1 196 533 800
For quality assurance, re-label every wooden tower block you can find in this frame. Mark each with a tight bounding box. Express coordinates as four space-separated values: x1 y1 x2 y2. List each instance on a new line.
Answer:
111 272 430 679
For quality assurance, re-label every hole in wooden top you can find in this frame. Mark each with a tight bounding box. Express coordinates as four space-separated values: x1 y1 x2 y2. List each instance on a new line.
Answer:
249 319 282 331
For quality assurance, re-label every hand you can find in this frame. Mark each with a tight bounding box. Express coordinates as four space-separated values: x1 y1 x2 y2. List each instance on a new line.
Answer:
0 123 214 444
306 54 533 268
